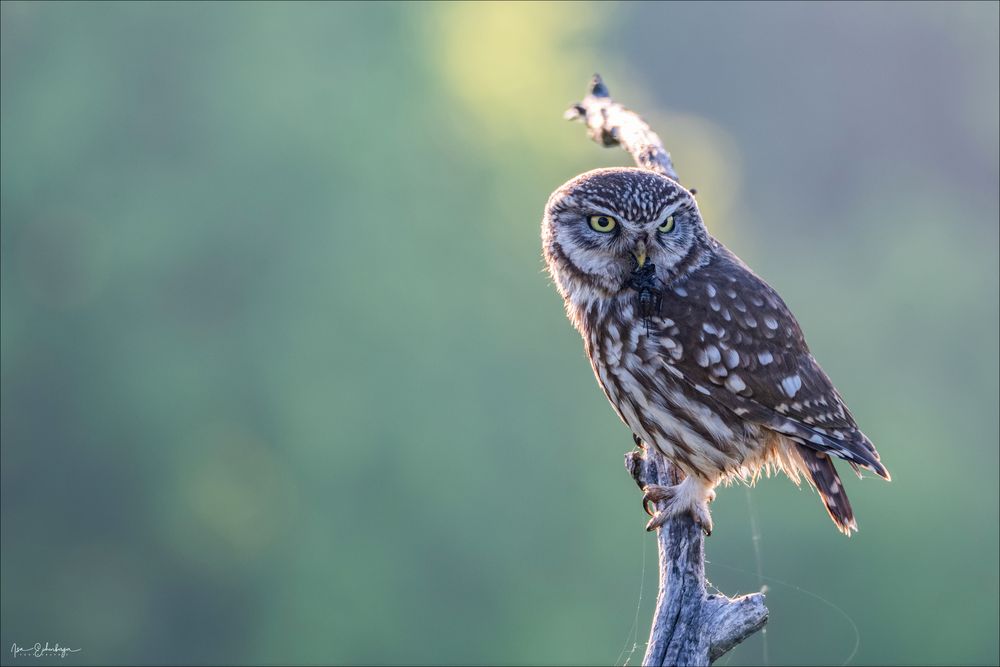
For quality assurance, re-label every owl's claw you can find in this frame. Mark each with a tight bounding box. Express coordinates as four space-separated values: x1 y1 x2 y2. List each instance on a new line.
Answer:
641 480 716 536
641 483 676 517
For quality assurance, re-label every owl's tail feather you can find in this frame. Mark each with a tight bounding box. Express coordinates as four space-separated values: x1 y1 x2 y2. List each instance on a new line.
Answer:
796 444 857 536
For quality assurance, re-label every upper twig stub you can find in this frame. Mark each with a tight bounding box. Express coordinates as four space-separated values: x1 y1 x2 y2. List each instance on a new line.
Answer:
564 74 681 182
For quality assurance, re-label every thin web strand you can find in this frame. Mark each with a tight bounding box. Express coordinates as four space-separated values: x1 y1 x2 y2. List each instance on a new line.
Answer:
615 530 648 667
711 560 862 666
745 487 770 666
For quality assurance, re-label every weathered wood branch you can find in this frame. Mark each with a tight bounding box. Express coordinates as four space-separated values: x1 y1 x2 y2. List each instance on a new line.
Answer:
567 75 768 667
625 449 768 666
565 75 680 182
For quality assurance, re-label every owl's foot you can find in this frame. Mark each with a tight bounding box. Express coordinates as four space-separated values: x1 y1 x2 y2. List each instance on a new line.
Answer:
642 477 716 535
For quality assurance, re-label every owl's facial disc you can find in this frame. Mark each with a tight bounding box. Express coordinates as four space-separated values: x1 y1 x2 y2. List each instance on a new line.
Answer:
542 168 707 303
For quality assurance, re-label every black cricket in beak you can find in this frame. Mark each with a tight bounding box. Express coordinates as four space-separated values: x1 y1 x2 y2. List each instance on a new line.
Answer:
627 259 662 330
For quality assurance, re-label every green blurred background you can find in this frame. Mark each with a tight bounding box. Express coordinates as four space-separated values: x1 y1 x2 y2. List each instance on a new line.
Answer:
2 2 998 665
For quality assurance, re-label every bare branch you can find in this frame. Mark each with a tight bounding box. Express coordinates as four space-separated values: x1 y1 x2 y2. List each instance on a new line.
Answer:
565 74 680 182
624 447 767 666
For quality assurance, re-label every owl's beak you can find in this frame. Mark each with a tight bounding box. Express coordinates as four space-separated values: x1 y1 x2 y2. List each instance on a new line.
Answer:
632 241 648 268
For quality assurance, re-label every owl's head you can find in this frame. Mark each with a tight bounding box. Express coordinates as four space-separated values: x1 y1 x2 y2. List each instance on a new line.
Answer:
542 167 709 305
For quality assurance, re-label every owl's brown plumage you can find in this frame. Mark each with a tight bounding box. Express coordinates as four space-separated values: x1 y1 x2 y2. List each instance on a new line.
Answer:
542 167 889 535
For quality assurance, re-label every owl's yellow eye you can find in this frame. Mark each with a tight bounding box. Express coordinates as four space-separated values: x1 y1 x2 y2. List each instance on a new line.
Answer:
589 215 618 233
658 215 676 233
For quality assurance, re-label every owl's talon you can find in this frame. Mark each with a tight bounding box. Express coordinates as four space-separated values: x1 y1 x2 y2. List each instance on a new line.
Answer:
640 477 715 535
641 483 676 517
645 510 669 532
694 507 714 536
688 495 714 535
645 505 714 535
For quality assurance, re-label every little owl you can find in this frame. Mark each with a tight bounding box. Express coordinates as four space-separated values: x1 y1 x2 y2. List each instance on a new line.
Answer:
542 168 889 535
